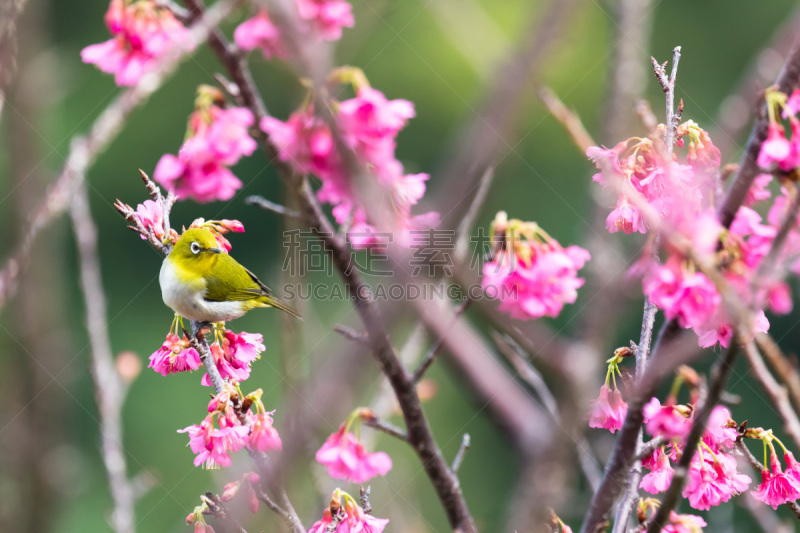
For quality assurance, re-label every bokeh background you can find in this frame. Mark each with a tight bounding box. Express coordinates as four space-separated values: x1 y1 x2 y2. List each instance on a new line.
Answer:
2 0 800 531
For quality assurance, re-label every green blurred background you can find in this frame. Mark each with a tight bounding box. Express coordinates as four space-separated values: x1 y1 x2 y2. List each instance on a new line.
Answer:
1 0 800 531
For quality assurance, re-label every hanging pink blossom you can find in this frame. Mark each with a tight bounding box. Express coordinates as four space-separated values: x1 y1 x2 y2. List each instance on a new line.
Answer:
148 333 201 376
247 411 282 453
178 413 249 468
744 173 773 206
201 330 265 386
703 406 738 449
234 11 287 60
315 423 393 483
752 453 800 509
640 447 674 494
81 0 194 87
588 384 627 433
757 122 796 171
296 0 355 41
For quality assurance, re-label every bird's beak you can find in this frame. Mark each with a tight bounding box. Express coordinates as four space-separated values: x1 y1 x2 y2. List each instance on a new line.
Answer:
206 247 223 254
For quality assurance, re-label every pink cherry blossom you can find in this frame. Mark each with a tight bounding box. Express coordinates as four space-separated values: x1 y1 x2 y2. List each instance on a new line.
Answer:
704 405 738 449
81 0 194 87
752 453 800 509
483 239 590 320
204 107 258 165
234 11 287 60
201 331 265 386
247 411 282 453
757 122 794 170
642 258 720 331
178 413 249 468
341 500 389 533
663 512 707 533
135 199 165 240
148 333 201 376
784 89 800 118
588 384 627 433
606 198 646 234
296 0 355 41
315 423 393 483
640 447 673 494
744 173 773 206
644 398 690 440
308 508 335 533
683 458 728 510
154 136 243 203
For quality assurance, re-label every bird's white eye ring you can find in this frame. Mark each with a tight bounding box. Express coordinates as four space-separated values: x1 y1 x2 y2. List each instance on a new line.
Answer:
190 242 201 255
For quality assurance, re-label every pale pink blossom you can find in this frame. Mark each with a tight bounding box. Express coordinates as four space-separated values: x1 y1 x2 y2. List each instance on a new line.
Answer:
148 333 201 376
135 199 165 240
234 11 287 60
757 122 794 170
81 0 194 87
744 173 773 206
296 0 355 41
315 423 393 483
663 512 707 533
588 384 627 433
606 199 646 234
247 411 282 453
704 406 738 449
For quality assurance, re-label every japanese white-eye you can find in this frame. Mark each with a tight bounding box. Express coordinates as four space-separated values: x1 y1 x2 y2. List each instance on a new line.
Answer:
159 228 299 322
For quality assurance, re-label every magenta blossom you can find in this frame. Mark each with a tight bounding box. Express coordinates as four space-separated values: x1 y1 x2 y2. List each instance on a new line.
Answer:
148 333 201 376
757 122 795 170
247 411 282 453
81 0 194 86
296 0 355 41
643 398 690 440
234 11 287 60
606 198 646 234
588 384 627 433
315 423 393 483
752 452 800 509
201 330 265 386
178 413 249 468
640 447 673 494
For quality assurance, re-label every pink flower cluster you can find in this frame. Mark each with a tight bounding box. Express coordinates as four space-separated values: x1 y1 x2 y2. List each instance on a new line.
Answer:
262 76 437 249
179 390 281 468
154 88 257 203
148 332 201 376
588 384 627 433
81 0 193 86
752 450 800 509
481 212 590 320
201 330 266 386
234 11 287 60
316 421 393 483
662 511 707 533
308 490 389 533
587 120 720 236
637 404 750 511
296 0 355 41
757 88 800 171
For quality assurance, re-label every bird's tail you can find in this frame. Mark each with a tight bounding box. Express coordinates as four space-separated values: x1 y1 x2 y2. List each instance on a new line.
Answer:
262 294 302 319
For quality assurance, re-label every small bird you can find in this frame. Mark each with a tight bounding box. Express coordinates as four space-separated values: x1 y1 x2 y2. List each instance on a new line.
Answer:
159 228 299 323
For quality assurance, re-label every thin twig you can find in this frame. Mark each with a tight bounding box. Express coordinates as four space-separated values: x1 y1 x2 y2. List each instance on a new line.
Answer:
451 434 471 473
361 416 409 442
538 86 596 152
633 437 667 462
246 195 302 218
454 166 495 265
494 333 602 491
70 180 136 533
757 332 800 414
333 324 369 345
645 343 741 533
412 298 472 383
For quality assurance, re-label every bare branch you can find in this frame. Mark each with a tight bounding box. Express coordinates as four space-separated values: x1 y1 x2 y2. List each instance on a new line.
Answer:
246 195 302 219
451 434 471 474
361 416 409 442
757 333 800 414
538 86 596 152
333 324 369 345
412 298 471 383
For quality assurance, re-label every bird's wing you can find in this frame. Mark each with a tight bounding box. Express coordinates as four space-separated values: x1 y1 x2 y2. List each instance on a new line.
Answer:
203 256 268 302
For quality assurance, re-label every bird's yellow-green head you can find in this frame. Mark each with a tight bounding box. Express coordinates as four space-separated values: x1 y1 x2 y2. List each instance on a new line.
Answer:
169 228 223 277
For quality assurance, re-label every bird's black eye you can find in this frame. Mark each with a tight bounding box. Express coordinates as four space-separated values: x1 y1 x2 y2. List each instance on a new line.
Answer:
190 242 201 255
